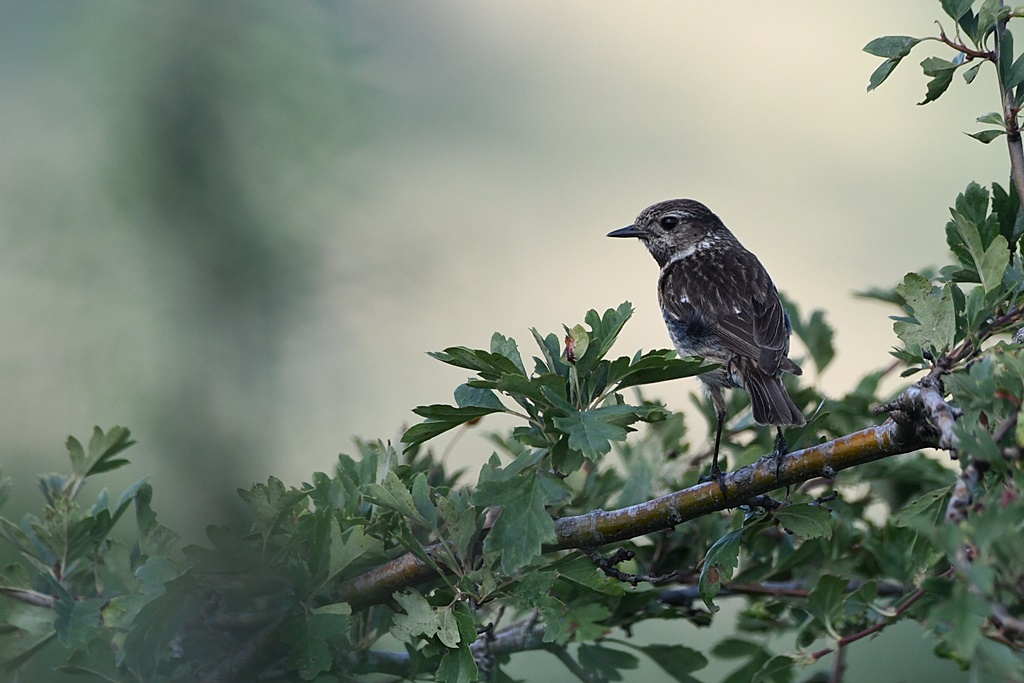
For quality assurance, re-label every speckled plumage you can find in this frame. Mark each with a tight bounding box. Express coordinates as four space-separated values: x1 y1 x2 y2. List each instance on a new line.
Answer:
608 198 804 487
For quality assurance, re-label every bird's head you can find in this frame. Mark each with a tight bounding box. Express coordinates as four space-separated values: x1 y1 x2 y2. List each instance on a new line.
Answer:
608 199 729 267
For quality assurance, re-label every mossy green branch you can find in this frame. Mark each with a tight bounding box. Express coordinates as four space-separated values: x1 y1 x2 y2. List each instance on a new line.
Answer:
337 418 931 611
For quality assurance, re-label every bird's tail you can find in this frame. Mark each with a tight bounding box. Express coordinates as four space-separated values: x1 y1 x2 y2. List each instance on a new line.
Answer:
741 361 805 427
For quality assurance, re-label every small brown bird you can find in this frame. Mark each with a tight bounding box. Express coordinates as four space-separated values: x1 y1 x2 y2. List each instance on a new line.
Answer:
608 199 804 491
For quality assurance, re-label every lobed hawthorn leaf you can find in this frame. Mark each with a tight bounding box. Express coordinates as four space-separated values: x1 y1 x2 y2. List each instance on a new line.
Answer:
893 273 956 353
991 181 1024 254
918 57 958 105
292 610 350 681
436 643 478 683
453 383 504 411
427 346 524 379
578 644 640 681
402 403 504 449
473 471 562 573
552 404 650 460
611 353 713 391
632 643 707 683
490 332 526 375
950 207 1010 292
587 301 634 361
774 503 833 540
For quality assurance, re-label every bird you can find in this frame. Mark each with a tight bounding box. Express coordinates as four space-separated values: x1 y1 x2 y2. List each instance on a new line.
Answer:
607 198 804 496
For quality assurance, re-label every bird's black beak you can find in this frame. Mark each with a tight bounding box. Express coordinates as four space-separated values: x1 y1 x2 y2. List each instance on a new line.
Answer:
607 224 641 238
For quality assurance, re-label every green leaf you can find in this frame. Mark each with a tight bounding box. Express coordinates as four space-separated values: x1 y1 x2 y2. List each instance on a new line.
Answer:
578 644 640 682
632 643 707 683
611 353 713 391
291 610 350 680
427 346 524 379
436 643 478 683
950 208 1010 291
867 58 901 91
967 129 1007 143
892 486 952 528
977 111 1004 126
698 528 743 612
941 0 975 21
964 62 983 83
565 324 590 364
402 402 504 449
490 332 526 375
411 473 437 529
473 472 561 572
753 654 799 683
918 57 958 105
788 307 835 373
328 524 383 582
553 408 631 460
367 471 425 524
893 274 957 353
863 36 921 58
453 383 505 411
54 595 104 648
774 503 833 540
390 590 442 642
807 575 850 639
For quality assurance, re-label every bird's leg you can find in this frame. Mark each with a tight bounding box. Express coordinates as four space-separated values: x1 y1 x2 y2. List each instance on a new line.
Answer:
710 409 727 499
772 427 788 481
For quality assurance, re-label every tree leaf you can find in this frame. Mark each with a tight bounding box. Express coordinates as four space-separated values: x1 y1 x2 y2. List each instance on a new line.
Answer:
863 36 921 58
774 503 833 540
918 57 958 105
867 57 901 92
940 0 975 21
893 274 957 353
633 643 707 683
490 332 526 375
698 528 743 612
473 472 560 572
967 129 1007 143
807 575 850 638
553 406 639 460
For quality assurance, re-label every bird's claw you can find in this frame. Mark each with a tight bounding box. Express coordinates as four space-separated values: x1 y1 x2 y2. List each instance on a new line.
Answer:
699 464 729 505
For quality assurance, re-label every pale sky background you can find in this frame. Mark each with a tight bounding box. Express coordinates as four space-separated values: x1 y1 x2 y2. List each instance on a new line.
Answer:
0 2 1007 521
1 2 998 681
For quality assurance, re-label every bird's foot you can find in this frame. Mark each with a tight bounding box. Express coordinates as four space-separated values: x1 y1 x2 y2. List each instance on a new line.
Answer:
699 464 729 505
772 430 790 495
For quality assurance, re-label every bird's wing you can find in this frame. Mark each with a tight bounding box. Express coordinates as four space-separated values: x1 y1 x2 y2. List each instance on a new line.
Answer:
660 248 800 376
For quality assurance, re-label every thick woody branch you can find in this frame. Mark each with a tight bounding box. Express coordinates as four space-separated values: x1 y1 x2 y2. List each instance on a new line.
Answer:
875 375 959 453
336 419 930 610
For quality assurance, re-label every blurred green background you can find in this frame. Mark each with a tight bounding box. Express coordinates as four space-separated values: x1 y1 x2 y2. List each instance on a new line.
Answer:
1 1 1001 680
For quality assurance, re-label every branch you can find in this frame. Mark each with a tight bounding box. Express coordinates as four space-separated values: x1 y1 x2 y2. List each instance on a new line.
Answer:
658 579 908 605
337 418 930 610
995 8 1024 208
808 569 953 663
0 587 56 608
875 375 959 453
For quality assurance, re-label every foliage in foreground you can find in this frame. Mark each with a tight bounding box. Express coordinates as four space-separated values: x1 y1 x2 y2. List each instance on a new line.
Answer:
6 1 1024 681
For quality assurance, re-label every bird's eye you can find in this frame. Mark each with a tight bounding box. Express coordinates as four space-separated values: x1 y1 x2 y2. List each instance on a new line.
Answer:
658 216 680 230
